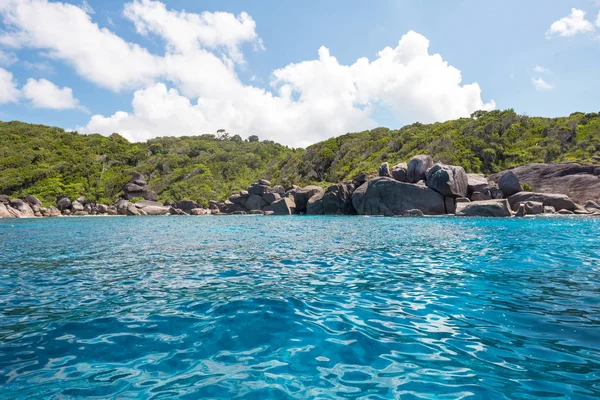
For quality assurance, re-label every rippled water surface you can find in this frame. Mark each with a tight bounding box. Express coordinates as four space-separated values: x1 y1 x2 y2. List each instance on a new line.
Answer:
1 216 600 399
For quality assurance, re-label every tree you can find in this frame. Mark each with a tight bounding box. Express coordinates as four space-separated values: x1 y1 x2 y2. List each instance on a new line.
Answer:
248 135 259 142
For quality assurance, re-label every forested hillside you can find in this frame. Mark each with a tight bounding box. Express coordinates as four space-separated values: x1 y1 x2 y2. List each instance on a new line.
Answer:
1 109 598 206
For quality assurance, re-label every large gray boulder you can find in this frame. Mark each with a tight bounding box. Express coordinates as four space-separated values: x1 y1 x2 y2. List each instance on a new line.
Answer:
0 195 9 204
391 163 408 182
407 155 434 183
140 205 170 215
135 200 164 208
245 194 267 211
293 186 324 213
467 174 492 195
271 185 285 195
489 163 600 205
262 193 281 205
115 199 129 215
25 195 42 207
456 199 512 217
46 206 61 217
306 192 324 215
56 196 72 211
584 200 600 213
126 204 142 216
268 197 297 215
378 162 391 177
248 183 271 196
176 200 198 214
222 201 247 214
10 199 34 217
71 201 84 212
322 182 355 215
498 170 522 197
351 177 445 216
0 203 13 218
425 164 468 198
507 192 576 211
229 193 247 206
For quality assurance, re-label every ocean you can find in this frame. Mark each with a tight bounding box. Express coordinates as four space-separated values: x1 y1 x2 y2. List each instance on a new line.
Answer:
1 215 599 399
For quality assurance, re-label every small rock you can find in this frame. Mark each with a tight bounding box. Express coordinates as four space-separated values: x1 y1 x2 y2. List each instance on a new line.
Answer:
407 155 434 183
556 209 574 215
471 191 491 201
258 179 271 186
378 162 391 177
391 163 408 182
402 209 424 217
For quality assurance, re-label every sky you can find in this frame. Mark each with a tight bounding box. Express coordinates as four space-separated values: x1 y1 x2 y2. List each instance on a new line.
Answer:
0 0 599 147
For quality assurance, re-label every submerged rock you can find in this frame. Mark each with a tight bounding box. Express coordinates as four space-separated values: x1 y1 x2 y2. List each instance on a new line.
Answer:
402 209 424 217
455 199 512 217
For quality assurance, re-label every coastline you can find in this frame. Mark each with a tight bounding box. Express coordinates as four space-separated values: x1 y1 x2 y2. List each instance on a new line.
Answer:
2 155 600 219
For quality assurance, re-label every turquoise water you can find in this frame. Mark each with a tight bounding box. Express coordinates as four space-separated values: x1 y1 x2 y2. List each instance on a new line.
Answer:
0 216 599 399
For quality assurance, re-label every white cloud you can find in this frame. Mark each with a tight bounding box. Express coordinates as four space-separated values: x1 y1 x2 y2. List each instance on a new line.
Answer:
0 0 164 91
0 67 20 103
546 8 595 38
597 10 600 27
22 78 82 109
533 65 550 74
0 0 495 147
0 49 17 66
123 0 262 64
80 0 94 15
81 31 494 146
531 77 554 91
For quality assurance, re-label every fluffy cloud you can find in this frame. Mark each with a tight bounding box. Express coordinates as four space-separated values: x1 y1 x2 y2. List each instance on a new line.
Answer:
533 65 549 74
531 77 553 91
0 67 20 103
123 0 262 64
21 78 81 109
82 31 494 147
0 0 495 147
546 8 595 38
0 0 163 91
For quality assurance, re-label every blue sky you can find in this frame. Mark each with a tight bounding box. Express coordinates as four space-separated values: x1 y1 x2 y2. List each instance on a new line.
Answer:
0 0 599 146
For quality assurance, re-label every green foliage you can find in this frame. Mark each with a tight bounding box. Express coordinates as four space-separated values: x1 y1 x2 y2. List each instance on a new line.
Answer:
0 121 291 205
276 109 600 183
1 110 599 206
522 182 533 192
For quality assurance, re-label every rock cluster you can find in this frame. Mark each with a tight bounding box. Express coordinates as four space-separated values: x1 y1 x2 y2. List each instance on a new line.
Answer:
123 172 158 201
2 158 600 219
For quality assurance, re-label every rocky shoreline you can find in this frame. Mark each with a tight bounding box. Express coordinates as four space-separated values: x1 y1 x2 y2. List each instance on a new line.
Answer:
2 155 600 219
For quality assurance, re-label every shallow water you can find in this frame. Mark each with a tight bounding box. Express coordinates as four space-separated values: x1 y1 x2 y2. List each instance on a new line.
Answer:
0 215 599 399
